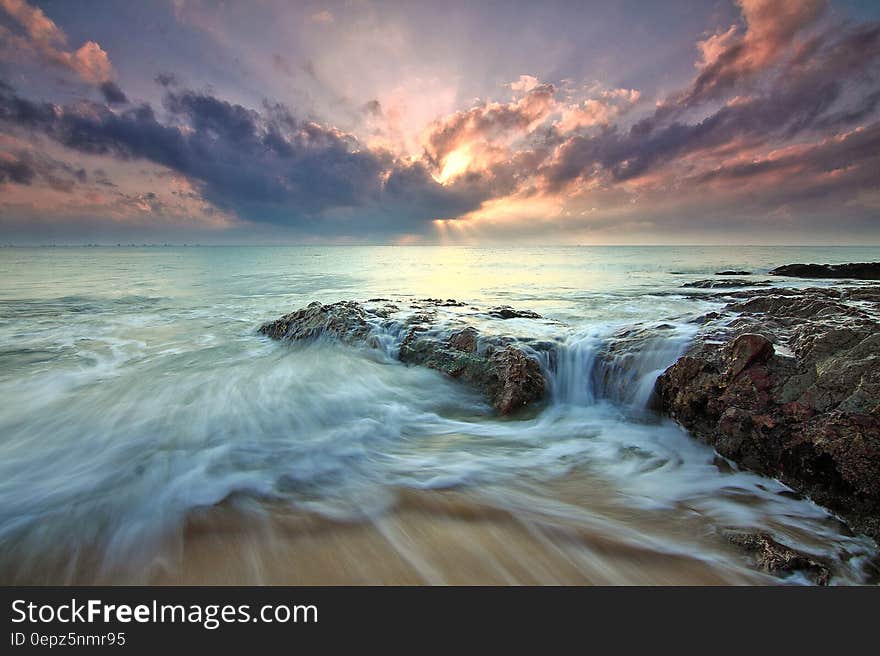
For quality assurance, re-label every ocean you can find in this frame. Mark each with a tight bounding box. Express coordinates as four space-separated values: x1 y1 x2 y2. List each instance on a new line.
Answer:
1 245 878 584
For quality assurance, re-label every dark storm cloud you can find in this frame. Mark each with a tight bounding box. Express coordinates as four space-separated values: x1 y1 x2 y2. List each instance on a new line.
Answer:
0 148 86 191
99 81 127 105
0 155 34 185
0 82 489 231
692 120 880 185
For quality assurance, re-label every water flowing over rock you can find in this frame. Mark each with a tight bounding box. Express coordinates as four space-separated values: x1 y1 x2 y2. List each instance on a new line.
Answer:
258 287 880 578
655 285 880 540
546 324 695 410
260 300 545 414
770 262 880 280
724 531 831 585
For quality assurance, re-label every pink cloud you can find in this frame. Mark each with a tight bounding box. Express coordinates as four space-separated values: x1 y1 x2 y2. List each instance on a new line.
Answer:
555 89 641 133
680 0 827 107
0 0 114 85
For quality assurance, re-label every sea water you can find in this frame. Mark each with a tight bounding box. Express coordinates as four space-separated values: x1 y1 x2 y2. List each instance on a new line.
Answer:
1 245 878 583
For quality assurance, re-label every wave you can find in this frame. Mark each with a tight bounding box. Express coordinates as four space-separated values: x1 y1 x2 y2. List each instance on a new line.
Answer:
0 281 876 583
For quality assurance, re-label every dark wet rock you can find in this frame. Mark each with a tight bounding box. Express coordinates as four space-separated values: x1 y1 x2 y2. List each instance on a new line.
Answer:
448 326 478 353
261 300 545 415
418 298 466 307
682 279 771 289
398 327 544 414
656 286 880 540
371 303 399 318
488 306 543 319
524 339 558 353
405 311 437 326
691 311 723 324
726 292 870 320
770 262 880 280
726 333 775 378
258 301 372 343
725 531 831 585
716 270 752 276
489 346 546 414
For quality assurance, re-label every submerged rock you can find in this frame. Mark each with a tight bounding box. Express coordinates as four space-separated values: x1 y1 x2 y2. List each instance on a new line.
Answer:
770 262 880 280
260 300 546 415
488 306 543 319
716 270 752 276
725 531 831 585
417 298 467 307
656 285 880 540
682 279 771 289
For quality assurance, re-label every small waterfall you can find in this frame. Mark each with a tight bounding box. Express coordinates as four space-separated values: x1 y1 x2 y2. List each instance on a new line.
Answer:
548 324 696 412
365 318 409 360
548 331 605 406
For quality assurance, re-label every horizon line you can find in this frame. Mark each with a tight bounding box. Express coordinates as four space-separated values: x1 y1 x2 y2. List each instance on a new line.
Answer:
2 243 880 249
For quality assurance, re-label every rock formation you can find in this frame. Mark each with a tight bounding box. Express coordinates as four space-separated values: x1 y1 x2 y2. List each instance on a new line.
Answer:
770 262 880 279
656 286 880 540
260 300 546 414
259 283 880 578
682 279 771 289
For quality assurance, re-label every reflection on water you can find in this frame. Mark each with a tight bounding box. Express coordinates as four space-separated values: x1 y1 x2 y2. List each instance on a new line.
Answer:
0 245 878 584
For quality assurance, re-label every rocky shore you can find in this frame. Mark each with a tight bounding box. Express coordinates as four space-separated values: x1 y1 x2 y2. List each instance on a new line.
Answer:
656 285 880 541
770 262 880 280
260 275 880 578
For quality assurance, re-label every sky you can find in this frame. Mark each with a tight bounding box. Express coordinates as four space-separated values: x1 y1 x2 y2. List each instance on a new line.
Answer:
0 0 879 244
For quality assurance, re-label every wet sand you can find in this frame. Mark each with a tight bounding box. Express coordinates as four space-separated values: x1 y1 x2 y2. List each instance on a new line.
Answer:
2 477 778 585
156 489 764 585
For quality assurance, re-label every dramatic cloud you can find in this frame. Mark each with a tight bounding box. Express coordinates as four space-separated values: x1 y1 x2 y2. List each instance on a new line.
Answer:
0 0 114 85
422 83 557 182
0 139 86 192
684 122 880 217
0 83 491 234
538 4 880 197
0 0 878 243
674 0 828 109
554 88 641 134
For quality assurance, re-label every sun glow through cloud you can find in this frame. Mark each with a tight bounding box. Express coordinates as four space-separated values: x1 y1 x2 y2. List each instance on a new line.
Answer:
434 147 473 184
0 0 878 244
